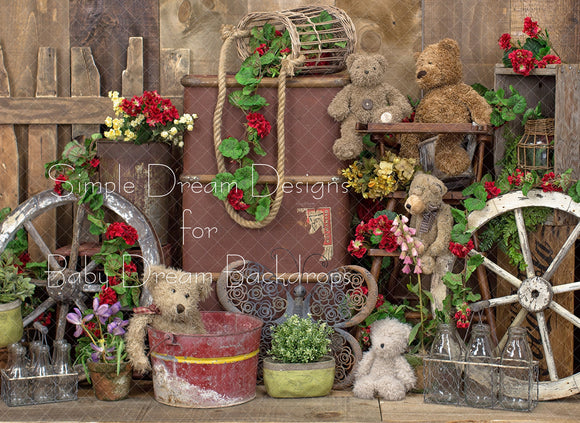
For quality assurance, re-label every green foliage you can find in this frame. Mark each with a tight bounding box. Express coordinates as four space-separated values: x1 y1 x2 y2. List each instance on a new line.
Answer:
218 137 250 160
360 300 408 328
474 84 543 128
268 314 334 363
440 255 482 322
0 255 35 303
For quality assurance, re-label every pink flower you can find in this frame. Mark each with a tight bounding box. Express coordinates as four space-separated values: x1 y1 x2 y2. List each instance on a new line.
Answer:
402 263 411 274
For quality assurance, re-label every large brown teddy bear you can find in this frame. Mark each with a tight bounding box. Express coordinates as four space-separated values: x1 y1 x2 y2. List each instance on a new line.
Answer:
125 265 212 374
328 53 412 160
399 39 491 176
404 173 455 312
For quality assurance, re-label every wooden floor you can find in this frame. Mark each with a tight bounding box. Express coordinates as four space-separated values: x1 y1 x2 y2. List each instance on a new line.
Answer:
2 381 580 422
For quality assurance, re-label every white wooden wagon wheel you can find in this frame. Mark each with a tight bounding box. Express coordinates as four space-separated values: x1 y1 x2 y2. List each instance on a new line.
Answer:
467 189 580 400
0 188 163 342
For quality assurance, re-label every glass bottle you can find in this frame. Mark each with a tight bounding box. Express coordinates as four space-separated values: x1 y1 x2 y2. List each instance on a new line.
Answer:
6 343 30 406
428 323 466 404
464 323 496 408
499 327 534 410
28 340 42 372
52 340 76 401
32 344 54 403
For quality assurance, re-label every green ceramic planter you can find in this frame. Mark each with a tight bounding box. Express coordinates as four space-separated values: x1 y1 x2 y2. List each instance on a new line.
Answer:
0 300 23 348
263 355 335 398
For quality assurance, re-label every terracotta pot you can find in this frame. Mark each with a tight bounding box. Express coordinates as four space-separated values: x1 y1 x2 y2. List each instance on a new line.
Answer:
263 355 335 398
88 361 132 401
0 300 23 348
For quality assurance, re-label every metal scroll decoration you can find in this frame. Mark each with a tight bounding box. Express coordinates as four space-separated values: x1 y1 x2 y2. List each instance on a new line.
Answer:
216 251 378 389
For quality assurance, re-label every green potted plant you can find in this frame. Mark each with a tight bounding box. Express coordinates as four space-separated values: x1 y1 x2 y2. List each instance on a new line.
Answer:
0 254 35 347
263 314 335 398
66 297 130 401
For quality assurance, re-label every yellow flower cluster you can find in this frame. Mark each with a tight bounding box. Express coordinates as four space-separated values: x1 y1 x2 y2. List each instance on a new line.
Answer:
342 151 418 199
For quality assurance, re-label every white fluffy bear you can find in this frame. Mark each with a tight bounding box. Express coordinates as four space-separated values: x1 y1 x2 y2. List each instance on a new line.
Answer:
353 318 416 401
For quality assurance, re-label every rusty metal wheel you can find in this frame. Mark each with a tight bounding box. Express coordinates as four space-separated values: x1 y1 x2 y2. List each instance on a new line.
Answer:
0 189 162 342
468 190 580 400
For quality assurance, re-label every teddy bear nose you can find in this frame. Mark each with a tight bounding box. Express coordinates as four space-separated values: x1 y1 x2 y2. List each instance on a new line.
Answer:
405 203 412 210
380 343 385 348
364 70 369 74
176 304 185 314
417 70 427 79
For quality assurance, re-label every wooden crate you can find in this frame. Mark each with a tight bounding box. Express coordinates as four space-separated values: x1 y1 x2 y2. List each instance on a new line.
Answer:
493 64 580 180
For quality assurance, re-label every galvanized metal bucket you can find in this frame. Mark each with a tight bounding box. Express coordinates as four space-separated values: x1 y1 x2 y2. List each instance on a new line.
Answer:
148 311 263 408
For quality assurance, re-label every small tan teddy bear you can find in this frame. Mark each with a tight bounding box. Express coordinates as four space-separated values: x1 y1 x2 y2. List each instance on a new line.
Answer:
125 264 212 374
405 173 455 312
328 53 412 161
353 318 416 401
399 38 491 176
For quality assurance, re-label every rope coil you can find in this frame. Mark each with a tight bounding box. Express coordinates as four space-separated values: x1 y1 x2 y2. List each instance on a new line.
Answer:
213 25 303 229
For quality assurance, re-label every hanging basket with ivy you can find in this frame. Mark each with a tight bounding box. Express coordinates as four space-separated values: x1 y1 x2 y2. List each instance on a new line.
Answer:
235 6 356 75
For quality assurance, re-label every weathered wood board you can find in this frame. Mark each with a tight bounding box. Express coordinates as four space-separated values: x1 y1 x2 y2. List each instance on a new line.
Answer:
496 225 574 381
0 44 18 211
337 0 421 99
423 0 510 89
69 0 159 93
27 48 58 261
554 64 580 180
159 0 248 75
71 46 101 139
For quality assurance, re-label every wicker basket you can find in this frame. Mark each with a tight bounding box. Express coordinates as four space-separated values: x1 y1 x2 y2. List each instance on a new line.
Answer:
235 6 356 75
517 118 555 172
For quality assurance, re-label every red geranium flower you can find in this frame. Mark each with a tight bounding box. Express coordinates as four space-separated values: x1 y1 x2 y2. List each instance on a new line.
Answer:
246 113 271 138
449 240 475 259
523 17 540 38
254 43 269 56
227 188 250 211
484 181 501 199
378 233 398 252
508 168 524 186
348 238 367 259
509 49 535 76
124 261 138 275
498 33 512 50
105 222 139 246
541 172 563 192
108 276 122 286
89 158 100 168
542 54 561 65
54 173 69 196
280 47 291 55
99 286 118 305
84 321 101 338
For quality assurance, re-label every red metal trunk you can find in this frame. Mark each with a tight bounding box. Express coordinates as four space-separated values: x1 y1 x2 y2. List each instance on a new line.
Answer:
181 75 351 308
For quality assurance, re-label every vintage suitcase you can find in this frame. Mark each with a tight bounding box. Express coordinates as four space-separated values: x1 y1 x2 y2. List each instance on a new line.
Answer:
181 75 352 308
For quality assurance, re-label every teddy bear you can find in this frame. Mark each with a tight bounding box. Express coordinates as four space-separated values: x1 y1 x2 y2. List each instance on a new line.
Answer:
125 264 212 374
404 172 455 312
399 38 491 176
352 318 416 401
328 53 412 160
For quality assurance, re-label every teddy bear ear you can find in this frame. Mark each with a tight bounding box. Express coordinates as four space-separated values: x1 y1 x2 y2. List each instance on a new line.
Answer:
429 178 448 196
374 54 387 71
413 51 421 61
196 275 213 301
438 38 460 56
346 53 358 69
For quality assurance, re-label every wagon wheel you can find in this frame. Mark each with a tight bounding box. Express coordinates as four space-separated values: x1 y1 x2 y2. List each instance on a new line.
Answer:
0 188 163 342
467 189 580 400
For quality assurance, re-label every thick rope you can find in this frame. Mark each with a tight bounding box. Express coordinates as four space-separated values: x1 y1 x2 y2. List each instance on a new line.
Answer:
213 25 304 229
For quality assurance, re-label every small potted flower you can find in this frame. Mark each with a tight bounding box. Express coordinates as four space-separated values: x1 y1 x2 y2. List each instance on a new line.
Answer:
263 314 335 398
0 254 35 348
66 297 130 401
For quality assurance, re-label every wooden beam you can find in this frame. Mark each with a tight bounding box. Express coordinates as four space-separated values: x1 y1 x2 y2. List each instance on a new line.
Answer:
0 96 183 124
71 47 101 139
160 48 190 97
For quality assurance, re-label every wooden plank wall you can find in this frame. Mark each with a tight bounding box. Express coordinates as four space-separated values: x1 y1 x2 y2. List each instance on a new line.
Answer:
0 0 578 248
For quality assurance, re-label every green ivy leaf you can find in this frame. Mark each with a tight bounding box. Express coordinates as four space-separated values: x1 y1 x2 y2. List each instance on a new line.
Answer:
260 52 277 66
219 137 250 160
464 197 486 212
234 166 259 191
451 208 467 226
490 110 504 127
212 172 236 201
373 209 398 220
255 196 271 221
451 223 472 244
